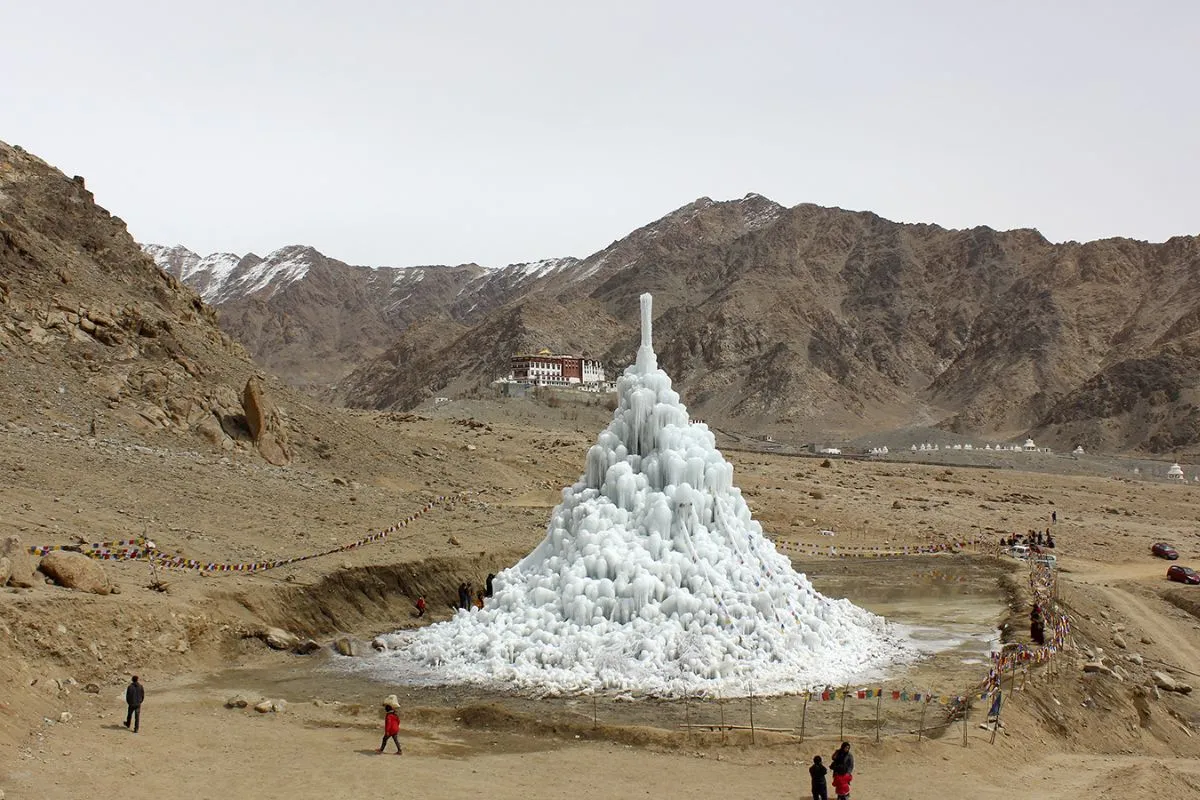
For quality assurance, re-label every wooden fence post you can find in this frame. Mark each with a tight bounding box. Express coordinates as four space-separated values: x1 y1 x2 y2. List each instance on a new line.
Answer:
838 684 849 742
749 687 756 745
719 691 726 745
799 692 810 743
874 690 883 744
684 692 692 739
961 688 969 748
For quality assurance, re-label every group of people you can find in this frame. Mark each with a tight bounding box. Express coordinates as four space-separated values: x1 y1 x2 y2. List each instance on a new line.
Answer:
456 573 496 610
810 741 854 800
1002 529 1055 550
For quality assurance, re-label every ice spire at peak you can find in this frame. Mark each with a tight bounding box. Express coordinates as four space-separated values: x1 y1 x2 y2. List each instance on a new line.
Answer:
635 292 658 373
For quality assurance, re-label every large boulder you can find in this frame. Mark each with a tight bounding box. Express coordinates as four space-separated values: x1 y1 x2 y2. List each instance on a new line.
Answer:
1 535 38 588
242 377 291 466
1153 670 1193 694
38 550 112 595
333 637 366 657
263 627 299 651
0 556 10 587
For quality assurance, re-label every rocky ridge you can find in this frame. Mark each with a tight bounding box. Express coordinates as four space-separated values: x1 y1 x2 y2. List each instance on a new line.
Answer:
148 192 1200 454
337 196 1200 454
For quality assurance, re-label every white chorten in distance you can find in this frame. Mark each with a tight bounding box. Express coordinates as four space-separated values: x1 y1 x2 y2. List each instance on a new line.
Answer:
400 294 905 696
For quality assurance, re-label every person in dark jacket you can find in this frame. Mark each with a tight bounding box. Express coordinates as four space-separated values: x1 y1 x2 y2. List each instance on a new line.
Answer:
1030 603 1046 645
809 754 829 800
830 741 854 775
124 675 144 733
485 573 495 597
457 582 470 609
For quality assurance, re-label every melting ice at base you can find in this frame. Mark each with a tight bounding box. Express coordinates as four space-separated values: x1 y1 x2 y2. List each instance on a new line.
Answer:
376 293 911 696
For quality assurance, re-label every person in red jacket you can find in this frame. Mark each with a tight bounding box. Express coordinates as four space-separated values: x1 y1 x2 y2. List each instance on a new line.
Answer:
378 704 402 754
415 596 427 618
831 771 852 800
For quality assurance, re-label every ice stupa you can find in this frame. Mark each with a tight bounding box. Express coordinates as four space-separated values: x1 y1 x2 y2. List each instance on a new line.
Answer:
390 294 907 696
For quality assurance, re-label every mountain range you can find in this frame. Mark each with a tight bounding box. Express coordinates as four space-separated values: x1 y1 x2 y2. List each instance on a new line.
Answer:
145 195 1200 455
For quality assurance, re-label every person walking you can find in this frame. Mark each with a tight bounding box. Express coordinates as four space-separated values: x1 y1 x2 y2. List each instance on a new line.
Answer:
457 582 469 610
485 573 495 597
415 596 427 618
809 755 829 800
123 675 144 733
378 703 402 754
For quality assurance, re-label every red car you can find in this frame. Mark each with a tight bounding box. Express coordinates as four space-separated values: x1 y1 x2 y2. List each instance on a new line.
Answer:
1152 542 1180 560
1167 565 1200 585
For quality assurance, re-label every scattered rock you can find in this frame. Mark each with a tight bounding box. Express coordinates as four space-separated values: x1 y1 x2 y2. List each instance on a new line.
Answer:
294 639 322 655
1141 635 1155 645
333 637 365 657
225 695 250 709
263 627 300 651
38 550 112 594
1125 653 1144 666
1113 634 1127 649
59 711 72 723
1083 662 1116 678
1153 671 1193 694
371 637 388 652
84 683 100 694
195 414 230 449
254 700 275 713
332 477 348 486
1 535 38 588
448 536 461 547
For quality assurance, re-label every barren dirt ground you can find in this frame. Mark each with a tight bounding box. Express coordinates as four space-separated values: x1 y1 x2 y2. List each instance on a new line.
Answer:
4 398 1200 799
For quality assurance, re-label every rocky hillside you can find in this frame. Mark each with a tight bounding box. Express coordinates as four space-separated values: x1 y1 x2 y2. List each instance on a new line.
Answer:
146 190 1200 455
0 140 369 467
144 244 583 387
334 196 1200 454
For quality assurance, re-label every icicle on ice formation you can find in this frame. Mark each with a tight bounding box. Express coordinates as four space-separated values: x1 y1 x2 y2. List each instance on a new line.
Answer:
395 293 907 695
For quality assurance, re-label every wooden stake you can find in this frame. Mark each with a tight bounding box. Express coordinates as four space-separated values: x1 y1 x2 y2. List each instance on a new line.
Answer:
684 693 692 739
719 690 726 745
874 689 883 744
917 698 928 742
961 688 969 748
799 692 810 743
592 694 598 729
749 687 756 745
839 684 849 742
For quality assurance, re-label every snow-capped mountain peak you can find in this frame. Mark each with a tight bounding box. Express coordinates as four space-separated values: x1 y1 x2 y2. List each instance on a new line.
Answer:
144 244 317 304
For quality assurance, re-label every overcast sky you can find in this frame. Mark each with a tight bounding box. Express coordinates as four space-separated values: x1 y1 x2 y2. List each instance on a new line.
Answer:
3 2 1197 267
